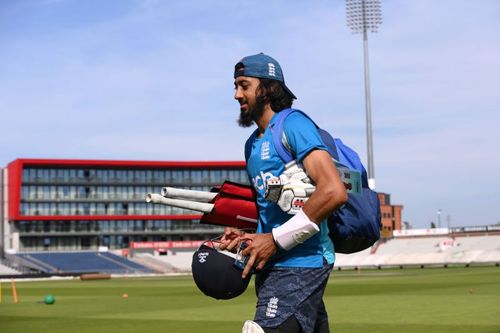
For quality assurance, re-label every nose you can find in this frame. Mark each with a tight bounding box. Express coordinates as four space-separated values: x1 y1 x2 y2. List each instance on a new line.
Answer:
234 87 243 100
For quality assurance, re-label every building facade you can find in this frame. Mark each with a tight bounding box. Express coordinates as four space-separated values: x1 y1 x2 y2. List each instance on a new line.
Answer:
1 159 248 252
378 192 403 236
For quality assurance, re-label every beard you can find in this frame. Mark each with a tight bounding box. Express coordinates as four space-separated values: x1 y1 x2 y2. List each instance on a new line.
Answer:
237 95 266 128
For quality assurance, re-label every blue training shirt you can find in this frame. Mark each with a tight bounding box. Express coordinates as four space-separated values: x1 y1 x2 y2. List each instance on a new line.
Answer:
245 111 335 268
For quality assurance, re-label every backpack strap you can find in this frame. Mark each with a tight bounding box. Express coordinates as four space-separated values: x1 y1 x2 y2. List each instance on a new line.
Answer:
270 108 295 163
270 108 340 163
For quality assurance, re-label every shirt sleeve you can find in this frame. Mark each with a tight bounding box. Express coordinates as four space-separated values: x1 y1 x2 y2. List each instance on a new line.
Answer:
283 112 328 163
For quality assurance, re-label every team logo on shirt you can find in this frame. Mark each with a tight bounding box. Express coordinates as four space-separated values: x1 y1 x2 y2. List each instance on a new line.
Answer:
261 141 270 160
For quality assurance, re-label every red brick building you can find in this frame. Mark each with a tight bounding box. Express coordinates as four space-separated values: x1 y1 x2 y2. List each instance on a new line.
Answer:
378 192 403 235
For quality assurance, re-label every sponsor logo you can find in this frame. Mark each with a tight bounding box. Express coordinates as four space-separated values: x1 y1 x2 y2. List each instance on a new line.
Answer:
252 171 275 191
266 296 279 318
197 252 209 263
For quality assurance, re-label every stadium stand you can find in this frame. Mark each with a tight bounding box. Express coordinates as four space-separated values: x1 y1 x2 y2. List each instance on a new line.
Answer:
12 252 154 274
130 234 500 272
130 253 180 274
148 250 194 273
335 235 500 269
5 234 498 275
130 253 186 274
0 262 21 275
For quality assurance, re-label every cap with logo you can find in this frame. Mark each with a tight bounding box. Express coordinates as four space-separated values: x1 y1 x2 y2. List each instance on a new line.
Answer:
234 53 296 99
191 244 252 300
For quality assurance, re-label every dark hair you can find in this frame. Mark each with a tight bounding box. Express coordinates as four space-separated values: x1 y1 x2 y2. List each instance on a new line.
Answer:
256 78 294 112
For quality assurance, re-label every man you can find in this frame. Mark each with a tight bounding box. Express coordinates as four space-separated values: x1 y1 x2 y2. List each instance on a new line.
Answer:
220 53 347 333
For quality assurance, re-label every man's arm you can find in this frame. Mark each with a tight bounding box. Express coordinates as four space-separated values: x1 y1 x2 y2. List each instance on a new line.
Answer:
240 149 347 278
301 149 348 222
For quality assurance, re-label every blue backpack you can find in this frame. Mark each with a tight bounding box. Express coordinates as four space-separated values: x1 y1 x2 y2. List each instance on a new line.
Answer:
246 108 381 254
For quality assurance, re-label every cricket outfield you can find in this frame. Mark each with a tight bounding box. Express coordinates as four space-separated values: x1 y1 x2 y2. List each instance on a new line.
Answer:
1 266 499 333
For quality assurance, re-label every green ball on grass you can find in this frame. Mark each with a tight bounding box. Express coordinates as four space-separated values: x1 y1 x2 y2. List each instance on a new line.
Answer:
44 294 55 305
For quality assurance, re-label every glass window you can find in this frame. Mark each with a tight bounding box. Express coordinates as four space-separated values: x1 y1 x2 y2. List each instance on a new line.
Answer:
76 169 85 181
99 221 109 232
70 203 78 215
136 170 146 183
183 170 191 182
57 169 67 182
40 169 49 182
49 169 57 182
191 170 201 184
75 186 84 199
172 170 182 184
68 186 77 199
134 186 144 200
201 170 209 182
21 187 28 200
22 169 30 183
145 170 153 184
69 169 77 182
41 203 49 215
164 170 171 183
127 170 135 183
89 203 97 215
27 186 35 199
146 202 154 215
99 186 107 200
117 187 125 200
109 169 117 182
210 170 222 183
108 186 115 199
50 202 58 215
153 170 164 184
49 186 56 199
59 203 70 215
142 203 149 215
85 169 96 181
76 203 85 215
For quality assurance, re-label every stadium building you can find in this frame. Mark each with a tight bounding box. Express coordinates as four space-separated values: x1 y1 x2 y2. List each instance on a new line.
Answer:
0 158 248 254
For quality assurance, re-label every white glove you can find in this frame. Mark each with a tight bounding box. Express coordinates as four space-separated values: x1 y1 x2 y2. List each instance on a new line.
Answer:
265 161 316 214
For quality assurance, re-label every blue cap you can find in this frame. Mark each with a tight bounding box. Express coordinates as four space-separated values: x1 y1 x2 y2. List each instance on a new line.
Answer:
234 53 296 99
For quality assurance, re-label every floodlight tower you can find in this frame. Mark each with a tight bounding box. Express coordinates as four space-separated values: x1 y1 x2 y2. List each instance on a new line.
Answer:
346 0 382 190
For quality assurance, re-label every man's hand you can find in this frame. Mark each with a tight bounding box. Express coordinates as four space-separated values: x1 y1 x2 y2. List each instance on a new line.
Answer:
240 233 277 278
219 227 245 252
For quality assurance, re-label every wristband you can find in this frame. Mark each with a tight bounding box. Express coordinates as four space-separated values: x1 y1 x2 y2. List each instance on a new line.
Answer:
271 209 319 250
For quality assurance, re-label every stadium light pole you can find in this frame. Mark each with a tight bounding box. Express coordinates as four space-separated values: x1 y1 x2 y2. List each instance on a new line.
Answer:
346 0 382 190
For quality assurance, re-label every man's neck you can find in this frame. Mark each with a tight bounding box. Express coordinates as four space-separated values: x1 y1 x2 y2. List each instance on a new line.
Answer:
255 105 275 137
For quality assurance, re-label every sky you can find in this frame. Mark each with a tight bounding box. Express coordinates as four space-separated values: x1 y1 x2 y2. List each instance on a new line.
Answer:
1 0 499 229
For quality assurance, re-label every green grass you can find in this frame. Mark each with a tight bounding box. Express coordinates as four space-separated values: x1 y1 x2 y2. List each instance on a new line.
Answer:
1 266 499 333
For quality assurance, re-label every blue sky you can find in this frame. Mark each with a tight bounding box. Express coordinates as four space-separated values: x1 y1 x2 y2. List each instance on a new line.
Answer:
1 0 499 229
